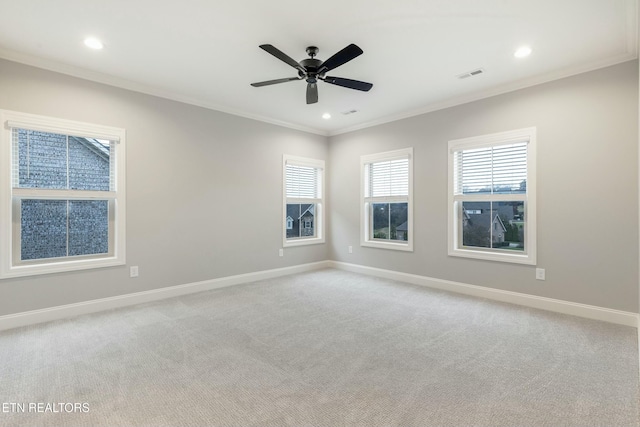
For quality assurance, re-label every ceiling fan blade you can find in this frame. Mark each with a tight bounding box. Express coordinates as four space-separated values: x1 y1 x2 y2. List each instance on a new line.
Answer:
251 77 301 87
259 44 305 72
319 44 363 73
323 76 373 91
306 83 318 104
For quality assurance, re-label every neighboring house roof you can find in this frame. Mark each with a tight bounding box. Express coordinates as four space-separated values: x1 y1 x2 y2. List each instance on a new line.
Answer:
462 202 518 223
299 204 314 219
286 203 314 220
396 221 408 232
465 210 506 232
70 136 110 162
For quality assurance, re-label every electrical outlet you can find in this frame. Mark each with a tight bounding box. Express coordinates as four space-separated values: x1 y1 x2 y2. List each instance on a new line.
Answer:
535 268 545 281
279 248 284 257
348 246 353 254
130 266 139 278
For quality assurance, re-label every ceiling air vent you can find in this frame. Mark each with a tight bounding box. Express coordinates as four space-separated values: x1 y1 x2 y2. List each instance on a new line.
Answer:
341 109 359 115
457 68 485 79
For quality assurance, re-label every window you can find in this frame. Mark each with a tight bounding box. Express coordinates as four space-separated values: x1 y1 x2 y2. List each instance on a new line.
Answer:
361 148 413 251
283 155 324 247
448 127 536 264
0 110 126 278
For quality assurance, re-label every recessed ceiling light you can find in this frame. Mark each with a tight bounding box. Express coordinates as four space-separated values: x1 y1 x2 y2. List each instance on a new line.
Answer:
514 46 532 58
84 37 104 50
322 113 331 120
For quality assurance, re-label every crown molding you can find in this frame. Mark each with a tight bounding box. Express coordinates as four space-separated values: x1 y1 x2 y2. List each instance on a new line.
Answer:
0 47 329 137
329 52 638 136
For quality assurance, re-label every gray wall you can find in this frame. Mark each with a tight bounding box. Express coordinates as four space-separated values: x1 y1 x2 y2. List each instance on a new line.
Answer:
0 58 637 316
0 58 329 316
329 60 639 313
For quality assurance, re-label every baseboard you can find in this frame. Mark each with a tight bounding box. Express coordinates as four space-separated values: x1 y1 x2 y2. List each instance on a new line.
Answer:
329 261 639 328
1 259 636 331
0 261 330 331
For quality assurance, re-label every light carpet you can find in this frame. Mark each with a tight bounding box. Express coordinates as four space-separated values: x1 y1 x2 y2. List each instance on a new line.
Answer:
0 268 638 426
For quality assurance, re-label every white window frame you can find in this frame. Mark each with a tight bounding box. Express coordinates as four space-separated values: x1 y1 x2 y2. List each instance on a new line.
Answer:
360 147 413 251
282 154 325 247
448 127 536 265
0 110 126 278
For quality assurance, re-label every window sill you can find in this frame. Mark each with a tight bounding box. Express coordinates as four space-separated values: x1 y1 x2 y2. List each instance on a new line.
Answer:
1 256 125 279
449 248 535 265
283 237 325 248
361 240 413 252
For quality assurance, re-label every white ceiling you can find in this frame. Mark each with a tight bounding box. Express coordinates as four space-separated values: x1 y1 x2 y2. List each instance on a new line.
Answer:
0 0 636 135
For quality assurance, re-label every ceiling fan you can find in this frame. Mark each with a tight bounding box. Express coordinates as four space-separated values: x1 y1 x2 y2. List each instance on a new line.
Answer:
251 44 373 104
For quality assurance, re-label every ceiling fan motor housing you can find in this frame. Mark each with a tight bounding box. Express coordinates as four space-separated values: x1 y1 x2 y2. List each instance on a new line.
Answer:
300 58 323 83
251 43 372 104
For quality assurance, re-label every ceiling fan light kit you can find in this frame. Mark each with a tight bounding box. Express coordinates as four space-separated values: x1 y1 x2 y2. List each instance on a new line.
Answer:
251 43 373 104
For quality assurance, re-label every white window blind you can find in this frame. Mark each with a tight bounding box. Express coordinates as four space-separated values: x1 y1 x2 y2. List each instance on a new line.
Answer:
366 158 409 198
454 142 527 195
286 164 321 199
